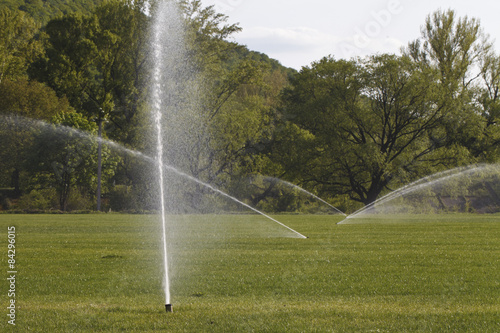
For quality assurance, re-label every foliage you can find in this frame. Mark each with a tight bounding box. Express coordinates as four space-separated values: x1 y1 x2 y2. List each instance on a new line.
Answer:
108 184 138 211
0 78 73 118
0 194 11 210
280 55 468 204
14 188 58 210
276 10 500 206
0 7 42 83
404 9 498 160
0 78 74 194
1 3 500 211
23 111 118 211
30 1 150 210
0 0 104 24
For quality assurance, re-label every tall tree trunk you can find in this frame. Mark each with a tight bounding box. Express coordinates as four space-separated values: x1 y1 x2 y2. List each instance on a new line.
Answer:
96 119 103 211
363 173 388 206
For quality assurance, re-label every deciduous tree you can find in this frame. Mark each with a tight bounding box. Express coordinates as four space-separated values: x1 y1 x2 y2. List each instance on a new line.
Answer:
282 55 471 205
0 79 73 194
0 8 42 83
32 1 148 210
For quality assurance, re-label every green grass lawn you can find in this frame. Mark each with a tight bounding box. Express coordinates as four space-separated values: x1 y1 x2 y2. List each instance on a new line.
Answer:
1 214 499 332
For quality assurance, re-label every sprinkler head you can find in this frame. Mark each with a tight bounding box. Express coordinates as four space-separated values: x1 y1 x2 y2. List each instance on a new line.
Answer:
165 304 173 313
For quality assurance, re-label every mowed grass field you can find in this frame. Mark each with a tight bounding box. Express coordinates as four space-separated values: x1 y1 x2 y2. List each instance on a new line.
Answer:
1 214 499 332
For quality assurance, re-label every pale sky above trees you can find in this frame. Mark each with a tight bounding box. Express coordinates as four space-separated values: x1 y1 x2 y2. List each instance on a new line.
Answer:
201 0 500 69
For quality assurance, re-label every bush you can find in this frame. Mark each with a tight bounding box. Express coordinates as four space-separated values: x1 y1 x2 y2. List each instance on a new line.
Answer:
109 185 138 211
65 190 94 211
0 195 11 210
15 189 58 211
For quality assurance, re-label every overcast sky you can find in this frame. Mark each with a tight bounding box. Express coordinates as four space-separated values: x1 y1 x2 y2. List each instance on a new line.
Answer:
199 0 500 69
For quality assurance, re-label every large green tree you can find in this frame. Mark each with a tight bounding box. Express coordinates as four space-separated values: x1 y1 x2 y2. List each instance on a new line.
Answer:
25 111 117 211
32 0 148 210
0 78 73 195
281 55 472 206
477 53 500 160
404 9 498 161
21 0 287 212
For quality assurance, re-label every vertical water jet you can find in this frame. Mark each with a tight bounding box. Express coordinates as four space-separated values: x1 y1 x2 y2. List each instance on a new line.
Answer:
149 0 309 312
150 0 203 312
151 0 177 312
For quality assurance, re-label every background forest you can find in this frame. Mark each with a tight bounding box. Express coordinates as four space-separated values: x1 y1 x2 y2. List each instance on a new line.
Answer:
1 0 499 213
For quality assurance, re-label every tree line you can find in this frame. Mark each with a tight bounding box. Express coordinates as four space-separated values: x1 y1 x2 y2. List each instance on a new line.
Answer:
0 1 498 213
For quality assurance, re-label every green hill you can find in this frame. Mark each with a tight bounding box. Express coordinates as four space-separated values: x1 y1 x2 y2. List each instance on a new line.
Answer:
0 0 103 24
1 0 294 73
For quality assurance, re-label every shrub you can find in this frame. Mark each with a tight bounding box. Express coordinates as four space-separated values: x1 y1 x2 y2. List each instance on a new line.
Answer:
15 189 58 210
109 185 138 211
65 190 94 211
0 195 11 210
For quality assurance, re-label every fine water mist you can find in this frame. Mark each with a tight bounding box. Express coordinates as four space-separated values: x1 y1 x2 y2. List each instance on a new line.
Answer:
1 114 308 238
149 0 307 309
1 113 308 310
339 164 500 224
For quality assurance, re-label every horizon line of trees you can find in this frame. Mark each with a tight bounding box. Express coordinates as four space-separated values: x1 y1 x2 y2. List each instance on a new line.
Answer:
0 1 499 214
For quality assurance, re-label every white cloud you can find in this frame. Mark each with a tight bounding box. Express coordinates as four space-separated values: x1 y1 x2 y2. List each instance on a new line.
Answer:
201 0 500 69
237 26 339 51
234 26 407 69
234 26 341 68
335 36 406 59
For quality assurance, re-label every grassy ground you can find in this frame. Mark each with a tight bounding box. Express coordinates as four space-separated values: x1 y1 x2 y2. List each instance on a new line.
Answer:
0 214 499 332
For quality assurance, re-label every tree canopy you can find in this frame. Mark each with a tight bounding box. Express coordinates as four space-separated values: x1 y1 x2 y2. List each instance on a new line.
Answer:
0 3 498 213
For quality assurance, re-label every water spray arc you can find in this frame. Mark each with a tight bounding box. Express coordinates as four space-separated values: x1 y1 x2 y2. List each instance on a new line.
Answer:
4 114 307 239
337 164 498 223
259 176 347 216
164 169 308 239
